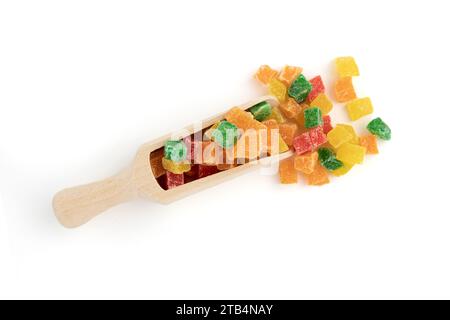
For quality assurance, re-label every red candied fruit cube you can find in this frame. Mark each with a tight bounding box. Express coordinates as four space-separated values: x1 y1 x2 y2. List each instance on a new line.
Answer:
322 115 333 134
198 165 219 178
307 75 325 103
166 171 184 189
309 126 327 148
293 132 313 155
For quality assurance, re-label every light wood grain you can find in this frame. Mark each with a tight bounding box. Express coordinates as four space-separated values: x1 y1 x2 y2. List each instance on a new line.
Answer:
53 95 291 228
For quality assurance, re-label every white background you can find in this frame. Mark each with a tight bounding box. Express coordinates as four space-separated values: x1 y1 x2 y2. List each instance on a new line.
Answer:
1 0 449 300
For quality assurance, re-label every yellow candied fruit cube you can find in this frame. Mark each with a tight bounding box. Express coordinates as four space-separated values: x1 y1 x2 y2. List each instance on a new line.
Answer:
331 162 354 176
279 136 290 153
267 106 286 124
336 124 359 144
335 56 360 78
268 78 287 102
336 143 366 165
309 93 333 115
346 97 373 121
255 65 278 85
327 126 353 149
162 158 191 174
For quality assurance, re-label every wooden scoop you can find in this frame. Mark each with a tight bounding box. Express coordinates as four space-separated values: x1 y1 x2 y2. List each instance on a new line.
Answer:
53 96 293 228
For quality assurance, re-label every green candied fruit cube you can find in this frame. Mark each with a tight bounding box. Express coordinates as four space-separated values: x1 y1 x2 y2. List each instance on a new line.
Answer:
288 74 312 103
304 107 323 128
212 120 240 148
249 101 272 122
318 147 343 171
367 117 391 140
164 140 188 162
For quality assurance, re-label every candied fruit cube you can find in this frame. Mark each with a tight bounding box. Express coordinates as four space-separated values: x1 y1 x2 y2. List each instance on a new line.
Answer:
327 126 353 148
334 77 356 103
307 75 325 103
304 107 323 128
318 147 343 171
267 106 286 124
310 93 333 115
305 165 329 186
150 148 166 178
288 74 312 103
336 124 359 144
279 136 290 153
346 97 373 121
367 117 391 140
261 119 279 155
309 126 328 149
234 129 266 160
335 56 360 78
198 165 220 178
255 65 278 85
336 143 366 165
278 65 302 86
269 78 287 102
279 122 298 147
322 115 333 134
279 157 298 184
249 101 272 121
280 98 302 119
331 162 354 176
294 152 318 174
164 140 188 162
359 134 379 154
226 107 267 131
162 158 192 174
212 120 240 149
204 122 220 141
166 171 184 189
293 132 312 155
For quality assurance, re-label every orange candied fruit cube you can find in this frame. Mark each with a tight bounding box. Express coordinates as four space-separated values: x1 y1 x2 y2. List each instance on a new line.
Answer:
334 77 356 103
226 107 266 131
278 65 303 86
279 122 298 147
255 65 278 85
294 152 318 174
305 165 330 186
279 98 302 119
279 157 298 184
359 134 379 154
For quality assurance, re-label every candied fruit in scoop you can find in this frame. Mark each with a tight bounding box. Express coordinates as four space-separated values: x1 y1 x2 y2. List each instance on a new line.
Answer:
162 158 191 174
164 140 188 162
212 120 240 149
249 101 272 121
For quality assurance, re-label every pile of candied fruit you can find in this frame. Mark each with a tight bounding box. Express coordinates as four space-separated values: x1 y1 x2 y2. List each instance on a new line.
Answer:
150 57 391 189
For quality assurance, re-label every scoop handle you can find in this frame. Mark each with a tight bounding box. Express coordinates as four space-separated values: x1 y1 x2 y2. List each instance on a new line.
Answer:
53 168 136 228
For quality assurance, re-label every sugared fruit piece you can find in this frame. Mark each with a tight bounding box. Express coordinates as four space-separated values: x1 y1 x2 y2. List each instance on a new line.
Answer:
336 143 366 165
331 162 354 177
166 172 184 189
279 122 298 146
269 78 287 102
164 140 187 162
279 157 298 184
310 93 333 115
294 152 318 174
346 97 373 121
255 65 278 85
249 101 272 121
367 117 391 140
307 75 325 103
305 165 330 186
327 126 353 148
278 65 302 86
267 106 286 124
304 107 323 128
226 107 267 131
162 158 192 174
334 77 356 102
212 121 240 149
322 115 333 134
336 124 359 144
280 98 302 119
359 134 379 154
318 147 343 171
335 56 360 78
288 74 312 103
